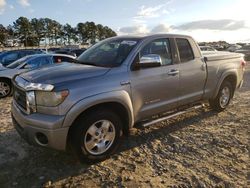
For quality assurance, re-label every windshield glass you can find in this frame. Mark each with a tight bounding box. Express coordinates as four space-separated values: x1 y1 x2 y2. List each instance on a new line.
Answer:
77 38 140 67
6 56 33 69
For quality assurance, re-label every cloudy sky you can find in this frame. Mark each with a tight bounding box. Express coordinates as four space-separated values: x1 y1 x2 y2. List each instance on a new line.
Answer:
0 0 249 42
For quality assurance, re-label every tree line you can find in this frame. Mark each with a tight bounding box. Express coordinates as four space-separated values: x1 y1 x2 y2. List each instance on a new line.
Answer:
0 17 117 47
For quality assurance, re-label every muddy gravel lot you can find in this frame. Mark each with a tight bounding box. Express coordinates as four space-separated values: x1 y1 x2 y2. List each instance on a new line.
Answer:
0 64 249 188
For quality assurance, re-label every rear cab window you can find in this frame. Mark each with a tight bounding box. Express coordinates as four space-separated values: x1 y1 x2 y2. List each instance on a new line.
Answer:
61 56 75 63
53 56 74 63
176 38 194 63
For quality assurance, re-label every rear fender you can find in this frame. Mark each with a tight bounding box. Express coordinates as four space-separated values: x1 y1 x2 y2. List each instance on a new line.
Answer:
212 69 238 99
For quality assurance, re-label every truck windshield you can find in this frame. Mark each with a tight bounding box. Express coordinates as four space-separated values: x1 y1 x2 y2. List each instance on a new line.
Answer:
77 38 140 67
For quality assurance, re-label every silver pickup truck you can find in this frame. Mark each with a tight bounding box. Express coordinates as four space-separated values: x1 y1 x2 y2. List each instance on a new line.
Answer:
11 34 246 162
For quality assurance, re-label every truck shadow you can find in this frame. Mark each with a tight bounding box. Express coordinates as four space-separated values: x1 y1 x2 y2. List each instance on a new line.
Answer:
0 109 218 187
118 109 218 153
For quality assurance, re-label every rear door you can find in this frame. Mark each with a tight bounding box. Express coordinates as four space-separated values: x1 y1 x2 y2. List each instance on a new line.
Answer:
176 38 207 105
130 38 180 120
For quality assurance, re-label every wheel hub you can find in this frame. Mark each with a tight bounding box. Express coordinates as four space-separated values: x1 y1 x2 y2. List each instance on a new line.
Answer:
0 82 10 97
219 86 230 108
83 120 115 155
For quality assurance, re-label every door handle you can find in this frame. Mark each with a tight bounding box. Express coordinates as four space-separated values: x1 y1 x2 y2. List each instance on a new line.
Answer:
168 69 179 76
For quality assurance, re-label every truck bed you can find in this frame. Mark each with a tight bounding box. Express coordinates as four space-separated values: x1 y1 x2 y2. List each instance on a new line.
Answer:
204 51 244 61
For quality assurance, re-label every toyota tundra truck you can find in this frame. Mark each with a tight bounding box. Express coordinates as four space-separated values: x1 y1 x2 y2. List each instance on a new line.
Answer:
11 34 246 162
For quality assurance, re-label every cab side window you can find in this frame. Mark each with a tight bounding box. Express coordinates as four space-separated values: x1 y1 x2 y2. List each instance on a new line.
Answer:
53 56 62 63
53 56 74 63
176 38 194 63
38 57 52 67
140 38 172 66
61 56 75 63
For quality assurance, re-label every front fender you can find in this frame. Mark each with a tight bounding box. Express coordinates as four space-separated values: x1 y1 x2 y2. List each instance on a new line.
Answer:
62 90 134 128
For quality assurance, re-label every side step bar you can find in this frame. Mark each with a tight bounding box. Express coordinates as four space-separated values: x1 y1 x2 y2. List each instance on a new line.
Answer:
142 104 205 127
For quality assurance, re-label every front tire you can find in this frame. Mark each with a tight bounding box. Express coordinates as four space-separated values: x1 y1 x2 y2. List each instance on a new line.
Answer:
209 81 233 112
0 79 12 98
70 109 122 163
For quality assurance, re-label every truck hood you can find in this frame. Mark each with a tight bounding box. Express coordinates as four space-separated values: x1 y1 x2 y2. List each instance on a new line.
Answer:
19 62 110 84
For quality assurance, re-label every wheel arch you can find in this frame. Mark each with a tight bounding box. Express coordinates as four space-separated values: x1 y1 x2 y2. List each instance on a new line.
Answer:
0 77 12 84
63 91 134 146
212 71 238 99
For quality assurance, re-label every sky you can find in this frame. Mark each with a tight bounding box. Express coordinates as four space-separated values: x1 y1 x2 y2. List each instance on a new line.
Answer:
0 0 249 43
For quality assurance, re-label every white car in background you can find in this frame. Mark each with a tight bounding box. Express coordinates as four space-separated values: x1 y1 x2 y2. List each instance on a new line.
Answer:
227 44 242 52
236 45 250 60
200 46 218 55
200 46 217 52
0 54 76 98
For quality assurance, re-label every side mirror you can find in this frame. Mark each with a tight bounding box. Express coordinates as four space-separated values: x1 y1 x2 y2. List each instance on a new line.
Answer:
139 54 162 68
203 56 208 62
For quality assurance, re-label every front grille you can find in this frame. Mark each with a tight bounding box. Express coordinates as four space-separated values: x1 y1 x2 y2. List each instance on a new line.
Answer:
14 85 27 111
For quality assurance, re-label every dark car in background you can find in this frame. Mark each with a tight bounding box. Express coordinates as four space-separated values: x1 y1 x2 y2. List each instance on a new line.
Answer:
236 45 250 60
48 47 61 52
0 49 45 66
54 48 86 57
54 49 77 57
0 54 76 98
70 48 86 57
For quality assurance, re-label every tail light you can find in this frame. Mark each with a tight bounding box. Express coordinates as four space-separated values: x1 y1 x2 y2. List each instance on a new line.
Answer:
241 59 246 68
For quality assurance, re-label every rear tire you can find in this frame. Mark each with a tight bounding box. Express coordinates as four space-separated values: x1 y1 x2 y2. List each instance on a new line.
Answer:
69 109 122 163
209 81 233 112
0 79 12 98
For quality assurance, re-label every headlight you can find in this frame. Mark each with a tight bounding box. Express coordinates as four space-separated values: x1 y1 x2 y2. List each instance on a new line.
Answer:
26 91 36 114
35 90 69 107
26 83 54 91
15 76 54 91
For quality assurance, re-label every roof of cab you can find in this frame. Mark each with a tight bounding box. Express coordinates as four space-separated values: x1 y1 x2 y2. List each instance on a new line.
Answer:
111 33 193 40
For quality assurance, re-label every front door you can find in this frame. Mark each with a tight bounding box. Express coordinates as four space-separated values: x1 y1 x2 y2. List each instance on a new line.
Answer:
129 38 180 121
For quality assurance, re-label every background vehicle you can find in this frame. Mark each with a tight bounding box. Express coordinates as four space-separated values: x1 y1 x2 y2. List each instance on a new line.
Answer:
53 48 86 57
54 49 77 57
235 45 250 60
200 45 217 52
227 44 242 52
0 54 76 98
70 48 86 57
12 34 245 162
0 49 45 66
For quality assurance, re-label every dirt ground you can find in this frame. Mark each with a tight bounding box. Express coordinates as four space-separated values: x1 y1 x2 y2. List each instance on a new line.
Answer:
0 64 249 188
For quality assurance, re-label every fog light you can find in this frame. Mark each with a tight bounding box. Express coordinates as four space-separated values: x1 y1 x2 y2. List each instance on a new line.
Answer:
35 132 48 146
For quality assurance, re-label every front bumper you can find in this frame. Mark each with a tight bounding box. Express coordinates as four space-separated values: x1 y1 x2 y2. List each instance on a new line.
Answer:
12 101 69 151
